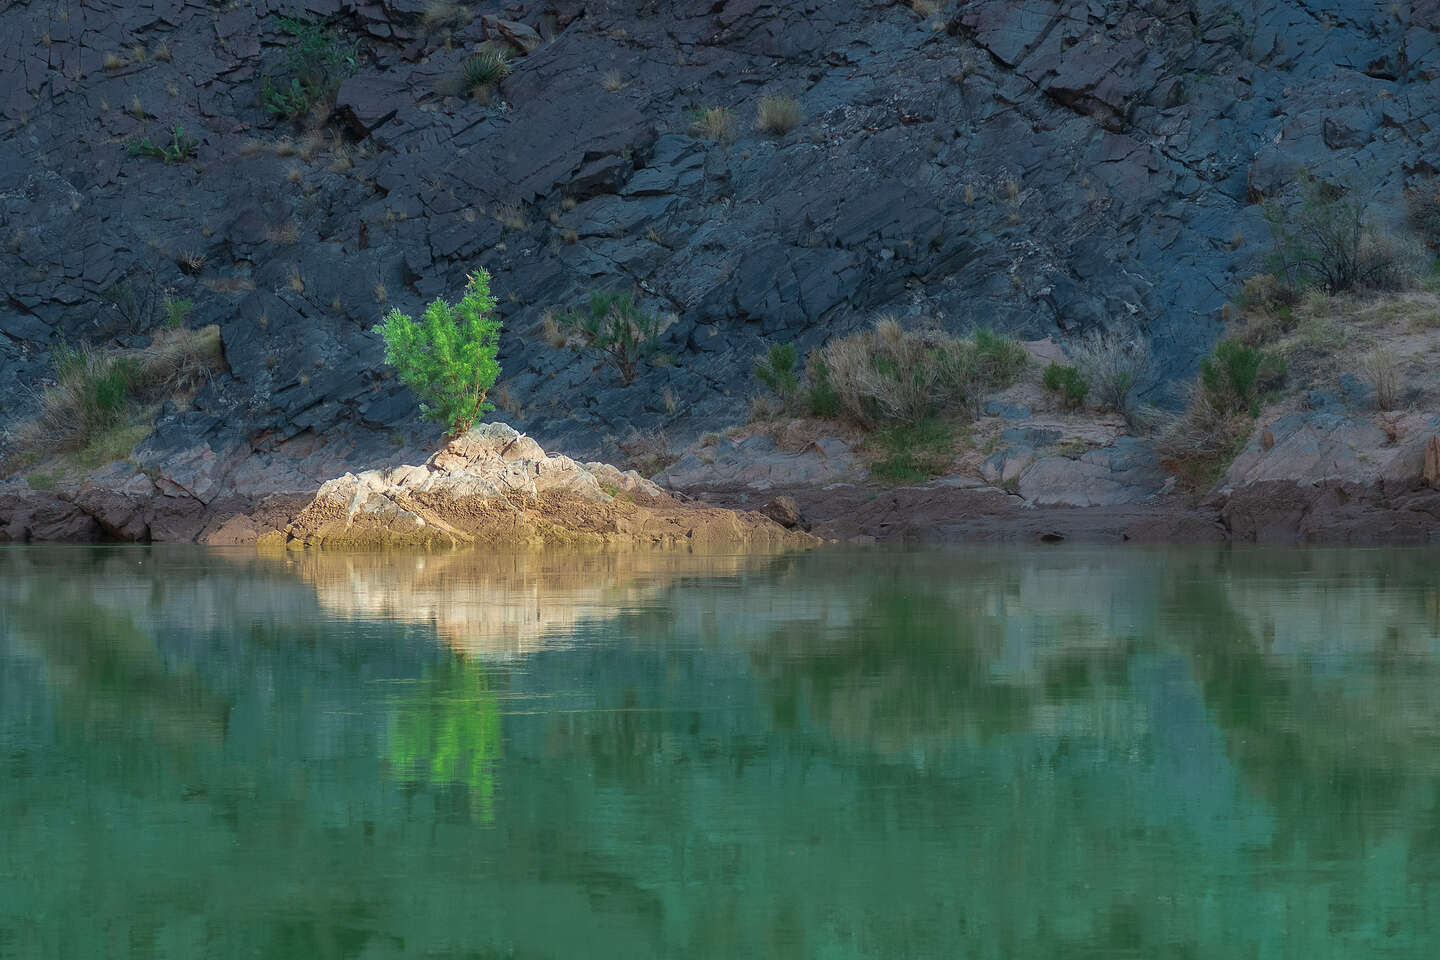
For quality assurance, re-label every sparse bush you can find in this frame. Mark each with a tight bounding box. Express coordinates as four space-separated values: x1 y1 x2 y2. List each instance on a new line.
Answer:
755 96 801 135
753 343 800 402
373 270 502 436
1264 170 1415 294
163 296 194 328
804 354 842 418
1042 362 1089 410
1158 389 1254 491
1071 328 1152 421
462 46 511 92
260 15 359 123
972 328 1030 387
1362 349 1402 410
1236 273 1296 315
13 326 223 466
127 124 198 163
618 427 676 478
819 318 1026 426
1200 338 1283 415
559 290 660 385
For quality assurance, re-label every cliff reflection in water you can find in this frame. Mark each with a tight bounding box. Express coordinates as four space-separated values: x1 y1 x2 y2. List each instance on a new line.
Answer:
3 545 1440 957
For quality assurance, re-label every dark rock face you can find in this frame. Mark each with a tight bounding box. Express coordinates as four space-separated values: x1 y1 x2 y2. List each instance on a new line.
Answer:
2 0 1438 473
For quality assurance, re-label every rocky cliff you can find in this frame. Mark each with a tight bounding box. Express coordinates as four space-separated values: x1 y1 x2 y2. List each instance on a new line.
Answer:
2 0 1438 505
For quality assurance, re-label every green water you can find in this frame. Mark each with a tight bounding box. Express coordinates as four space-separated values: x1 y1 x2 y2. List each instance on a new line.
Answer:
3 546 1440 958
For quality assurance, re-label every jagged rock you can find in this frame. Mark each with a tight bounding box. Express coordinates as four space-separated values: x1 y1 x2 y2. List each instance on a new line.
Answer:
760 496 803 529
483 17 542 55
0 490 98 543
658 435 860 491
280 423 813 549
1 0 1438 477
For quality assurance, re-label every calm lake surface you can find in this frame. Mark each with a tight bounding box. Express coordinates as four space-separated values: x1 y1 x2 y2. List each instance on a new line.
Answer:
3 545 1440 958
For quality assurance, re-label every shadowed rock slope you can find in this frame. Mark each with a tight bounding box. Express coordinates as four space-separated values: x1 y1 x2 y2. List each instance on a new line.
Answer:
3 0 1439 477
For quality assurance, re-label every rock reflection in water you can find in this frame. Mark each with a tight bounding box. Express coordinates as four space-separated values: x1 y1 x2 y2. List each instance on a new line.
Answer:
5 545 1440 957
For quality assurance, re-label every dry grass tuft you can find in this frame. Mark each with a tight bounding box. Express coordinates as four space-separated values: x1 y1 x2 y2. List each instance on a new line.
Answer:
541 311 567 348
422 1 474 33
1362 349 1403 410
618 428 676 478
1158 389 1253 491
602 70 624 92
692 106 734 141
755 95 802 135
10 327 224 468
153 39 172 62
494 202 527 231
820 317 1027 426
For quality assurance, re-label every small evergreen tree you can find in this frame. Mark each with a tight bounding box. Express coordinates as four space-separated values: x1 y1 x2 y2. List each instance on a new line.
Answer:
374 270 502 436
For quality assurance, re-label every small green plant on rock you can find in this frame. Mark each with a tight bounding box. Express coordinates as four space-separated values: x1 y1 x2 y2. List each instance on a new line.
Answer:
461 46 511 93
260 14 359 123
163 296 194 328
870 417 958 485
559 290 660 385
373 270 502 436
753 343 799 403
1200 338 1283 415
1043 362 1089 410
804 354 842 418
127 124 198 163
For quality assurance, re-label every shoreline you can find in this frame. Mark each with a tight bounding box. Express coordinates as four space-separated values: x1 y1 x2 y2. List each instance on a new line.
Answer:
4 473 1438 548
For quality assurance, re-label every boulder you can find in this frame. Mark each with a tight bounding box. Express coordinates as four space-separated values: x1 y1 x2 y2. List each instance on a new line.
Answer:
483 17 542 55
760 496 803 529
281 423 813 549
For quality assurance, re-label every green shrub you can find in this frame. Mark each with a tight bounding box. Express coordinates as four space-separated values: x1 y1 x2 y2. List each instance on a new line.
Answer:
164 296 194 328
558 291 660 385
462 46 511 92
753 343 799 401
805 354 841 418
1199 338 1283 414
53 342 138 437
12 326 224 467
819 318 1027 426
373 270 502 436
869 418 956 485
1042 362 1089 410
127 124 198 163
1263 170 1416 294
260 15 359 122
972 329 1030 386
